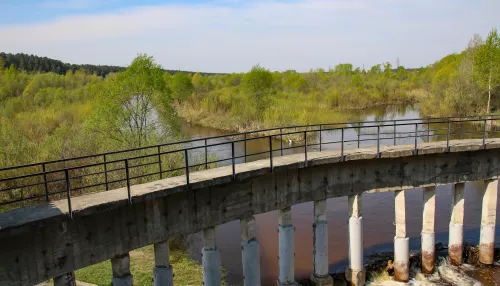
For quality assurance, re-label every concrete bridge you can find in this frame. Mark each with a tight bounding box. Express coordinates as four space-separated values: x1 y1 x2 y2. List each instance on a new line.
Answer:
0 116 499 285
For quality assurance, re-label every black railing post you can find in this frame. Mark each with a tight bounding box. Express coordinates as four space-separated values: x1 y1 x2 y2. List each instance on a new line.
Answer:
304 131 308 167
232 142 236 178
104 154 109 191
244 134 247 163
157 146 163 180
357 125 360 148
414 123 418 155
483 119 487 149
341 128 344 160
42 163 49 202
447 120 451 151
319 125 322 152
64 169 72 219
427 116 430 142
393 120 396 145
125 159 131 204
377 125 381 157
184 149 189 186
269 136 273 171
280 128 283 156
205 139 209 169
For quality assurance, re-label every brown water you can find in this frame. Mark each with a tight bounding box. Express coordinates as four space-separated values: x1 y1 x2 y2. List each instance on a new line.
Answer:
176 105 500 285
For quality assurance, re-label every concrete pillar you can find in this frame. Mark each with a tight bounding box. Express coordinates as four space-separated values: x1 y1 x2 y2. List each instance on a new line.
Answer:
53 272 76 286
394 190 409 282
346 194 365 286
202 227 221 286
241 216 261 286
421 186 436 274
153 241 174 286
480 179 498 265
449 182 464 266
111 253 134 286
278 207 298 286
310 200 333 286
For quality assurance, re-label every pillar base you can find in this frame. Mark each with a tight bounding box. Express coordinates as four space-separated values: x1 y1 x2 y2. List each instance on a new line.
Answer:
277 282 300 286
345 268 365 286
394 237 409 283
53 272 76 286
479 224 495 265
242 239 261 285
421 231 435 274
153 266 173 286
449 223 463 266
111 275 133 286
309 274 333 286
202 248 221 286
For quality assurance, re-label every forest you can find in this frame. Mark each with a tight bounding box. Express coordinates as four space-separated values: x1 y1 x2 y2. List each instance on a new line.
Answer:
0 29 499 170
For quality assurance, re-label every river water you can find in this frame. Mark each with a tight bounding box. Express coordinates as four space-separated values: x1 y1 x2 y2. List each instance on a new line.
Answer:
175 105 500 285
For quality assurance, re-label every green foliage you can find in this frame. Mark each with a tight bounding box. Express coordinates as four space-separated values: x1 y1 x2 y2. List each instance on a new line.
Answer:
474 28 500 113
170 72 194 102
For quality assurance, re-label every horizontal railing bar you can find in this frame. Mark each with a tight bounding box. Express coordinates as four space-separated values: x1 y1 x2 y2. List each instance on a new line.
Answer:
2 114 499 173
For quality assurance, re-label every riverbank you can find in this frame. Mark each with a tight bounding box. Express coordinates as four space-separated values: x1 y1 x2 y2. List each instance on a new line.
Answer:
174 102 416 142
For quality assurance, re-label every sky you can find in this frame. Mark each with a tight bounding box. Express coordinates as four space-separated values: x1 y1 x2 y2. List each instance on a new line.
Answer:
0 0 499 73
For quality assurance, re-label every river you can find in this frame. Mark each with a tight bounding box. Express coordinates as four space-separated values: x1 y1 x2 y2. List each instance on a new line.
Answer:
174 104 500 285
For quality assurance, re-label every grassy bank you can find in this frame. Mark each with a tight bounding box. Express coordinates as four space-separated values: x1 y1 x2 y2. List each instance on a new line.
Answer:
74 245 204 285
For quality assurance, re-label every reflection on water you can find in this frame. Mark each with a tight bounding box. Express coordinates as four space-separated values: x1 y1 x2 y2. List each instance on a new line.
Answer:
175 105 500 285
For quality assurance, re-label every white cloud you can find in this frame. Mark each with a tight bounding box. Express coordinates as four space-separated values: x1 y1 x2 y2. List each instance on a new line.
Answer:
0 0 499 72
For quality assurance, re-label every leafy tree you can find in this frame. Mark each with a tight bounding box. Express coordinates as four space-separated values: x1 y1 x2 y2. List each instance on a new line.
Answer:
475 28 500 113
170 72 194 102
86 54 167 148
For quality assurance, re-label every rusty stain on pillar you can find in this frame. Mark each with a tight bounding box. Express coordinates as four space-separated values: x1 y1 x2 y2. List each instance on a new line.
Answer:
480 179 498 264
394 190 409 282
421 186 436 274
449 182 464 266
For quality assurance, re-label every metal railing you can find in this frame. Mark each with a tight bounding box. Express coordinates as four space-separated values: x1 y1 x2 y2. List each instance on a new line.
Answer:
1 114 499 215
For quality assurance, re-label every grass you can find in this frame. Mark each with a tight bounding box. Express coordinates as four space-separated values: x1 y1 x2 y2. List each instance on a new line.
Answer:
74 245 204 286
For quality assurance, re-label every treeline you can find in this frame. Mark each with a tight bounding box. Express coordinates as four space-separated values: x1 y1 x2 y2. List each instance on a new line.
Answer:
418 29 500 116
0 53 219 77
174 63 421 130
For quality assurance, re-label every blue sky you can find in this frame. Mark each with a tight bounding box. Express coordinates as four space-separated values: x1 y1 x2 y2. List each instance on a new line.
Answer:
0 0 499 72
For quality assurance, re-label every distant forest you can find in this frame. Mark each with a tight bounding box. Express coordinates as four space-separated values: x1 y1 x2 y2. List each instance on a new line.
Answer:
0 52 215 77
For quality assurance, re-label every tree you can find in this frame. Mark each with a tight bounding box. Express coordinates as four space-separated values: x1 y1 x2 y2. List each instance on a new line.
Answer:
475 28 500 114
170 72 194 102
86 54 167 148
242 64 273 110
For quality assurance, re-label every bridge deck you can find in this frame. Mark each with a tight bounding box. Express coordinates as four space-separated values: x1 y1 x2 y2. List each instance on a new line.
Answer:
1 138 499 233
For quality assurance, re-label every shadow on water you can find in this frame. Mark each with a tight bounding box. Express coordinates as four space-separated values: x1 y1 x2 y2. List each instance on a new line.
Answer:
176 104 500 285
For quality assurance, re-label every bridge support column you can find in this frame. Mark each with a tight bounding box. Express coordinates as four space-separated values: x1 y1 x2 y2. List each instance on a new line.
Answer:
480 179 498 265
421 186 436 274
153 241 173 286
241 216 261 286
202 227 221 286
111 253 134 286
394 190 409 283
346 194 365 286
278 207 298 286
53 272 76 286
310 200 333 286
449 182 464 266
